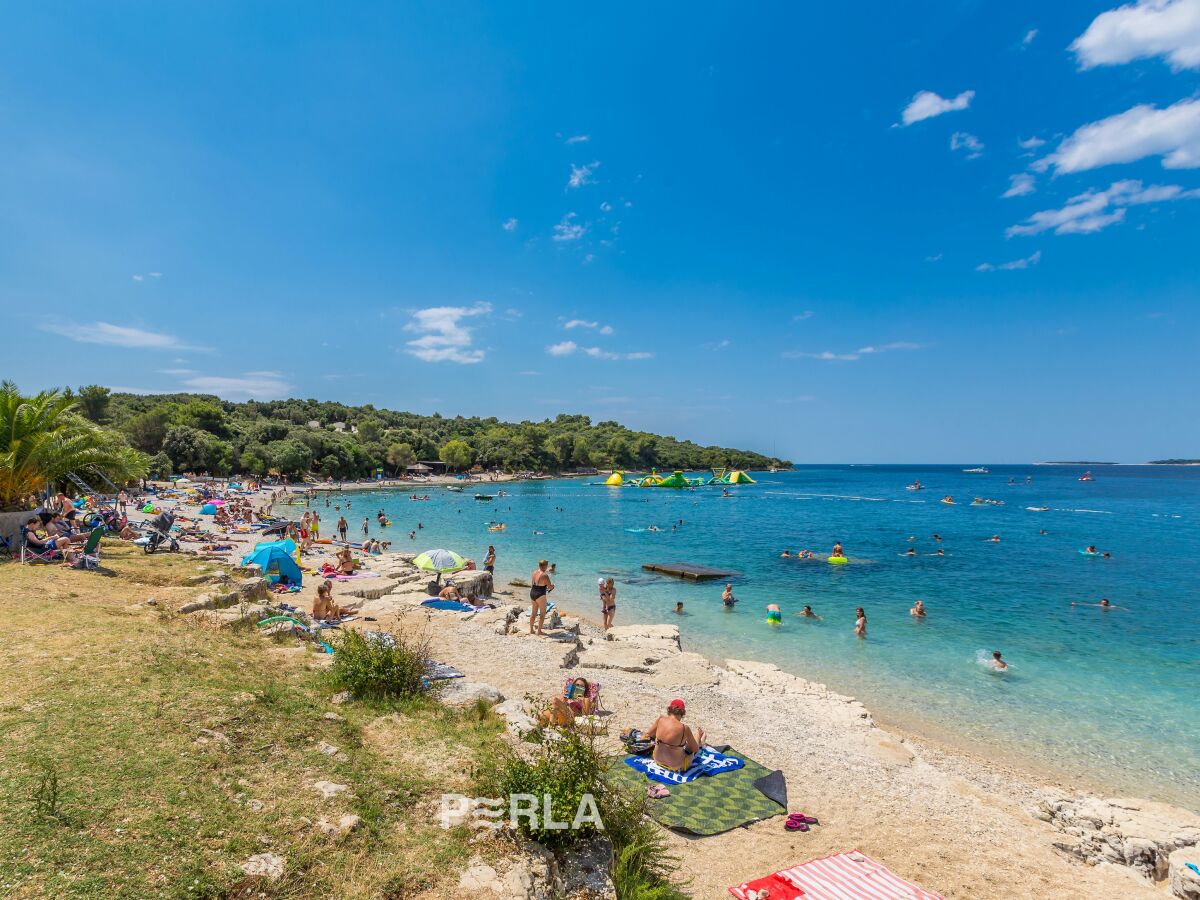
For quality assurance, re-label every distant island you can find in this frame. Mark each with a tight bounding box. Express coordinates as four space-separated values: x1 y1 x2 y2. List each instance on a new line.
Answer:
1148 459 1200 465
1033 461 1119 466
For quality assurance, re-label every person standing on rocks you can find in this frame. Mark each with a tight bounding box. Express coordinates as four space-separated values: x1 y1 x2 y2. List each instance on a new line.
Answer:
529 559 554 636
484 545 496 574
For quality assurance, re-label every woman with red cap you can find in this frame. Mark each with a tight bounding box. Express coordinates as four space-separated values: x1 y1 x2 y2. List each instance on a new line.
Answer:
643 699 706 772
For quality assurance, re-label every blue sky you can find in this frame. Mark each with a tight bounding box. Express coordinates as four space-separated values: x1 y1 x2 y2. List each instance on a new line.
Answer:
3 1 1199 462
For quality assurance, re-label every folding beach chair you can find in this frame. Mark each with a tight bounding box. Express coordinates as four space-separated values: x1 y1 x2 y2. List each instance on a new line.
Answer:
20 526 61 564
69 528 104 571
562 676 604 714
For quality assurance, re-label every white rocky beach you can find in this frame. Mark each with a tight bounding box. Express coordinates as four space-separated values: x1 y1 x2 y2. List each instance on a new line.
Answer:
157 486 1200 899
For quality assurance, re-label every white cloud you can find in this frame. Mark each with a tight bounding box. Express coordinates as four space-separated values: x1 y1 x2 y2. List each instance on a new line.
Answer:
1019 136 1046 150
704 339 731 350
600 201 613 212
784 342 921 362
583 253 595 265
567 161 599 189
41 321 201 350
403 302 491 364
583 347 653 361
1023 28 1039 45
950 131 984 158
546 341 651 360
898 89 975 126
132 274 144 282
552 212 586 241
181 371 292 399
793 310 815 321
1072 0 1200 71
149 272 162 278
158 367 197 376
1006 179 1200 236
1035 98 1200 174
924 253 943 262
564 319 614 334
977 250 1042 272
502 217 519 232
565 134 590 144
1003 173 1037 197
518 370 540 376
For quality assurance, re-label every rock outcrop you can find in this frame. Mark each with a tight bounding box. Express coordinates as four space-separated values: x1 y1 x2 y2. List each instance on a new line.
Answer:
1036 795 1200 884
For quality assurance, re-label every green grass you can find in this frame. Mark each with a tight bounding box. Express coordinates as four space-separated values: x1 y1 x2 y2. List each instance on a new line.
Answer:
0 544 504 899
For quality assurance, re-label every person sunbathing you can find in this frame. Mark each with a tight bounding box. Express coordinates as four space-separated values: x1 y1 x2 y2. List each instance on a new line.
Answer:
643 699 705 772
312 581 352 622
438 584 462 601
564 676 596 715
334 546 356 575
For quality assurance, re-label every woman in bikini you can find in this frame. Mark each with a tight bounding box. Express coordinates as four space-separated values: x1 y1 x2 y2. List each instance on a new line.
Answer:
855 606 867 637
644 699 705 772
601 577 617 630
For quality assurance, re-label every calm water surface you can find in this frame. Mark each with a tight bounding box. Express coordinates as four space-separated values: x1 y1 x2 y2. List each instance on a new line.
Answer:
332 465 1199 809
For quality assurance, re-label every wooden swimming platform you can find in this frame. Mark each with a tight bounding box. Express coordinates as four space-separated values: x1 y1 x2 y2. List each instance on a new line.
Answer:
642 562 739 581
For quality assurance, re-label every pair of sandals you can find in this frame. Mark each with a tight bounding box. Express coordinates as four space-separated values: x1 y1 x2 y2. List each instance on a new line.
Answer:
784 812 818 832
646 785 671 799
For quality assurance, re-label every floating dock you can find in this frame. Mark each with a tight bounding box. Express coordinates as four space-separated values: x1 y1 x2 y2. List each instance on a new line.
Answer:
641 562 739 581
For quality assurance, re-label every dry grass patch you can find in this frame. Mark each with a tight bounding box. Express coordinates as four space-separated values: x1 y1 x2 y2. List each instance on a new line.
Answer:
0 544 508 899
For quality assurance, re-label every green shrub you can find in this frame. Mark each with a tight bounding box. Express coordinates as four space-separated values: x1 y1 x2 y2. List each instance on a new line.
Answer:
476 723 688 897
329 628 429 700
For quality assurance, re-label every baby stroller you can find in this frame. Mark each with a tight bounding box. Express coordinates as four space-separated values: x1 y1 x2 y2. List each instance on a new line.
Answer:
143 509 179 553
84 507 127 536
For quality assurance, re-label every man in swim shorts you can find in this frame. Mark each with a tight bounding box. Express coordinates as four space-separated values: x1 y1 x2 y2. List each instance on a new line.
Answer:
484 544 496 573
721 583 736 607
529 559 554 635
799 605 818 618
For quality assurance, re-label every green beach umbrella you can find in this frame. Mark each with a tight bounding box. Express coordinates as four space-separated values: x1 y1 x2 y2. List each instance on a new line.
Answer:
413 548 467 574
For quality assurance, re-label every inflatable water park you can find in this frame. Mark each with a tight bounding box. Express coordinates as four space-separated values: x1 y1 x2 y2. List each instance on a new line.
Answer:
601 467 756 488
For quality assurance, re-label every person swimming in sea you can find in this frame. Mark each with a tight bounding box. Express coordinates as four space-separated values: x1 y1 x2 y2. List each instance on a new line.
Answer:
721 584 737 607
798 604 820 619
1072 597 1122 610
854 607 867 637
1086 545 1098 554
932 533 942 542
766 603 782 625
780 550 791 558
674 601 685 615
910 600 927 617
989 534 1000 542
936 547 945 556
905 547 916 556
990 650 1008 670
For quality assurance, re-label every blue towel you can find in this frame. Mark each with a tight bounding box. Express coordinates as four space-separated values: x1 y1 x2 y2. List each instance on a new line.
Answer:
421 599 476 612
623 747 745 785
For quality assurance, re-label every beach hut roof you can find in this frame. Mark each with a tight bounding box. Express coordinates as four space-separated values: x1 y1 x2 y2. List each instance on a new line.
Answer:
408 463 432 472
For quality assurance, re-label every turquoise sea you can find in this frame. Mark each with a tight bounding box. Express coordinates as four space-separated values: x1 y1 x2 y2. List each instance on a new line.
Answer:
338 466 1199 810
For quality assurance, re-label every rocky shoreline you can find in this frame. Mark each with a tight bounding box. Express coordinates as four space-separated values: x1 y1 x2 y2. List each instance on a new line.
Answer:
152 491 1200 899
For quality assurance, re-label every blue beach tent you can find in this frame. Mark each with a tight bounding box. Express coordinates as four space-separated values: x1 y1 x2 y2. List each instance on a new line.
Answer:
242 538 303 586
200 503 217 515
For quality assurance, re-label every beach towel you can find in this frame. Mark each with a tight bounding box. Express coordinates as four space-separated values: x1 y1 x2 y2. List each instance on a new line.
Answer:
314 616 357 629
624 747 744 785
730 850 944 900
608 747 785 836
426 661 465 681
420 598 494 612
329 571 380 581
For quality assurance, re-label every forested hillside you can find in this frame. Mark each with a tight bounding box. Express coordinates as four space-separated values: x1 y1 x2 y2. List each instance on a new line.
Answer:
72 388 788 478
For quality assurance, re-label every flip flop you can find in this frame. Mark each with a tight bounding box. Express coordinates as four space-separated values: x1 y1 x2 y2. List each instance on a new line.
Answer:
784 819 809 832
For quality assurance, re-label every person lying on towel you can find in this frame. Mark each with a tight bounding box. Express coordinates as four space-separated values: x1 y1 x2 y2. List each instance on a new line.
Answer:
438 583 462 601
643 699 706 772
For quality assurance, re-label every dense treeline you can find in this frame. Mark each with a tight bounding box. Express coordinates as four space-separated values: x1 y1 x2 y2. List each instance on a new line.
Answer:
70 387 789 479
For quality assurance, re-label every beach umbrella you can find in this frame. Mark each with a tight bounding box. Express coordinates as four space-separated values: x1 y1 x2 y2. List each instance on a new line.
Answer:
413 548 466 574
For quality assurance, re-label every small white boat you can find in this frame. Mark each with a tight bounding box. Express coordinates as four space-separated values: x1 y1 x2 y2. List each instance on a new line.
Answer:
906 481 922 491
963 467 989 474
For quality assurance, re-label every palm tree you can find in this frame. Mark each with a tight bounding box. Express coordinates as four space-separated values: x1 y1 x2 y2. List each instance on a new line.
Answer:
0 382 148 511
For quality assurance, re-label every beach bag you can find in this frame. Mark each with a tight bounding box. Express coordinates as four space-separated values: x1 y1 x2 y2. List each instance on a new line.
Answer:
620 728 654 756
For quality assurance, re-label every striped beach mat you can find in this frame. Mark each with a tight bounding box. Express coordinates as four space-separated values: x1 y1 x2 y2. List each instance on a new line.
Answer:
730 850 943 899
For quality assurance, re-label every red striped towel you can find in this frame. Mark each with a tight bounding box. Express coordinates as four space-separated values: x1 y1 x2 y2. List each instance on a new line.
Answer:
730 850 942 900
